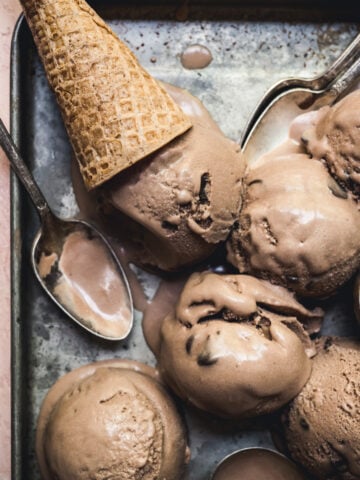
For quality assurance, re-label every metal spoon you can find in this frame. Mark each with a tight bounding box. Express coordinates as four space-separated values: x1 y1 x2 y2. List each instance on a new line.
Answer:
354 272 360 327
241 33 360 164
0 117 133 341
210 448 307 480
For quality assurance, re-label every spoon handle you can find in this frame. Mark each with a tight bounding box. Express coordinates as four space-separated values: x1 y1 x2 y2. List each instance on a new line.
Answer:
300 55 360 111
267 32 360 96
0 117 52 220
329 54 360 99
311 32 360 91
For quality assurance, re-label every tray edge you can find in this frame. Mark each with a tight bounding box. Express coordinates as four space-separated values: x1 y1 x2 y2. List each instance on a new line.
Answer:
11 13 27 480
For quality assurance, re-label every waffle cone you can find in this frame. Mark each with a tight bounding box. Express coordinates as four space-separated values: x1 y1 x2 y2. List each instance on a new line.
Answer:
20 0 192 189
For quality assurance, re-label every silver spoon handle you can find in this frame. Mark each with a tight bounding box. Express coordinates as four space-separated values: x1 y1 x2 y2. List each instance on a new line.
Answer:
267 32 360 95
329 54 360 98
308 32 360 91
298 54 360 110
0 117 52 221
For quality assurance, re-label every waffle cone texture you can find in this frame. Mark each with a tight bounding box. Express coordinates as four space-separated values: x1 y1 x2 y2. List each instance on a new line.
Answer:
21 0 192 189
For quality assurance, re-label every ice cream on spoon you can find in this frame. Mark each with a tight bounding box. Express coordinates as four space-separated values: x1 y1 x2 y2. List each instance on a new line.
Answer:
227 93 360 298
227 148 360 298
302 89 360 200
229 46 360 298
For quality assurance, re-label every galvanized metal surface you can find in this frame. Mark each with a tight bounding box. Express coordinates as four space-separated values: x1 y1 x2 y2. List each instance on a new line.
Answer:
11 3 360 479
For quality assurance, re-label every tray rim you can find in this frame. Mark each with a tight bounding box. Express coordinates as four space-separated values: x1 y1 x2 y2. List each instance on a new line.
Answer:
9 6 360 480
11 13 27 480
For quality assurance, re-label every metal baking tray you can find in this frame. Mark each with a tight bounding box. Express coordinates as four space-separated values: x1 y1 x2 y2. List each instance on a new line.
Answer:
11 2 360 479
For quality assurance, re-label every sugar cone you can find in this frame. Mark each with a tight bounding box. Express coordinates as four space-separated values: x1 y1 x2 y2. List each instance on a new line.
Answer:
20 0 192 190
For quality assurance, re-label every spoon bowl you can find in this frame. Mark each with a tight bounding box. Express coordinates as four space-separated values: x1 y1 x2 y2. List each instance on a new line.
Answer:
210 447 307 480
32 217 134 341
0 118 133 341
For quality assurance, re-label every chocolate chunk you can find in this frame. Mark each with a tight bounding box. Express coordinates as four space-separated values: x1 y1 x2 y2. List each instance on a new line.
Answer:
179 319 192 329
323 337 333 351
248 178 263 187
328 179 348 199
258 316 271 327
332 457 348 473
197 352 218 366
256 315 272 340
300 418 309 430
185 335 194 354
161 220 179 232
222 309 241 322
194 216 213 229
199 172 211 204
285 275 299 284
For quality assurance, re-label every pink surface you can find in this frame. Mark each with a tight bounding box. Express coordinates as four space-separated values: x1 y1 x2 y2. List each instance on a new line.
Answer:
0 1 22 479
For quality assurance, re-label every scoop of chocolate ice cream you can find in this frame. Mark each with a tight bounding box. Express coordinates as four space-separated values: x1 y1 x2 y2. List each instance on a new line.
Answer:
36 359 189 480
158 272 321 419
303 90 360 199
278 337 360 480
99 83 245 271
227 152 360 297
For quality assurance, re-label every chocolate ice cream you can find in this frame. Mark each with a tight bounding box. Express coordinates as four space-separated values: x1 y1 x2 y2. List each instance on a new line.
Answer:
36 359 189 480
227 152 360 297
158 272 321 419
278 337 360 480
99 83 245 271
303 90 360 199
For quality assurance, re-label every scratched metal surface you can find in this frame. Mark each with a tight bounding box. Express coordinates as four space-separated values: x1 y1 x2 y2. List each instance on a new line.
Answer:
11 3 360 479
